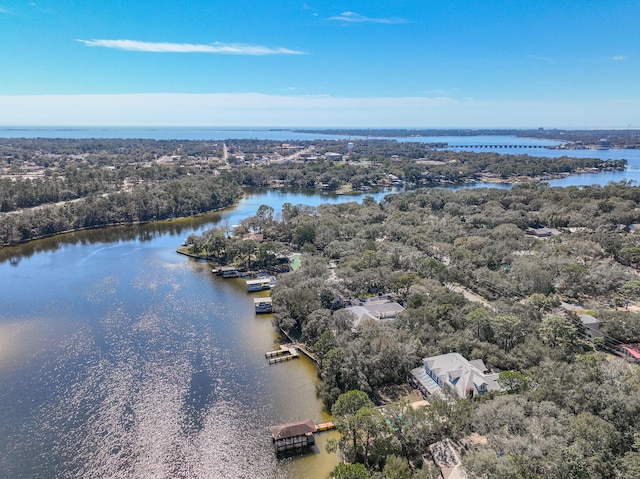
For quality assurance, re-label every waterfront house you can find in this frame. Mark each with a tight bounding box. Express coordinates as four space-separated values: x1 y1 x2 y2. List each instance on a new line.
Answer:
271 419 317 453
411 353 502 399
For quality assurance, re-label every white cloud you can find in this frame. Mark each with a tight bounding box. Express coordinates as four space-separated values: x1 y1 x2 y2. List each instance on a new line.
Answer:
77 39 304 55
611 55 627 61
0 6 15 14
326 11 407 24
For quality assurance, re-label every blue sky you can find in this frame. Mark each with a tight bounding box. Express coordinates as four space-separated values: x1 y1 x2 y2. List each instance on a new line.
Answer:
0 1 638 128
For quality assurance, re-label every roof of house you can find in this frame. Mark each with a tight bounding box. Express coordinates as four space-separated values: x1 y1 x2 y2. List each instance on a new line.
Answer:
242 233 264 241
526 227 561 237
579 314 599 326
344 300 405 327
620 343 640 359
271 419 317 440
424 353 501 398
429 439 469 479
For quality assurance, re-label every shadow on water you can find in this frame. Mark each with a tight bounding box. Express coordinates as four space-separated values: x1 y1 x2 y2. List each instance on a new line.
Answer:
0 212 228 265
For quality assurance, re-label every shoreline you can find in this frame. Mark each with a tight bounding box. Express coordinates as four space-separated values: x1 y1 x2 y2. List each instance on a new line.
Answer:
0 199 242 249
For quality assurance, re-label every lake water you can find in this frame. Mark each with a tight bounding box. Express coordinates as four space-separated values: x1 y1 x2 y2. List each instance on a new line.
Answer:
1 129 640 478
2 189 404 479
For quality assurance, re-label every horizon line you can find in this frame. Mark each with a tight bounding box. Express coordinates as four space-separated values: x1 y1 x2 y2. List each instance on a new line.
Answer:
0 125 636 131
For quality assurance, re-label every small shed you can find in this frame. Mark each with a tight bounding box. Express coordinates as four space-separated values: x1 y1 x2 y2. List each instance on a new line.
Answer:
526 227 561 237
271 419 317 453
579 314 601 341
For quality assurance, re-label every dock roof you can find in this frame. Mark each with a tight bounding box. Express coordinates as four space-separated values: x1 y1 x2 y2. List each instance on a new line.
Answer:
271 419 317 440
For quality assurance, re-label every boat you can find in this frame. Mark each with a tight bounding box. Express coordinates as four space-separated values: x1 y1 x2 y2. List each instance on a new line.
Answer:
254 297 273 314
245 275 276 292
212 266 246 278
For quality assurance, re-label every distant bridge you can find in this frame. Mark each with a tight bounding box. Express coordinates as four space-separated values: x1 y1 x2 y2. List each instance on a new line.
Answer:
449 144 548 149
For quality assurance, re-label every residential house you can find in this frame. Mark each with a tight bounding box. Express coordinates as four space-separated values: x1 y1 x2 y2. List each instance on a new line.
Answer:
324 152 343 161
411 353 502 399
429 439 468 479
344 298 405 328
526 227 561 237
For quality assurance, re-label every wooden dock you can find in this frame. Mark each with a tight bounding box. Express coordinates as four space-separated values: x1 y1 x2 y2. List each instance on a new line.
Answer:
315 421 335 432
266 345 299 364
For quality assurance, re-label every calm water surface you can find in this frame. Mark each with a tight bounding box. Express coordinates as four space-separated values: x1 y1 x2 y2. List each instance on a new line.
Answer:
1 190 399 479
2 129 640 478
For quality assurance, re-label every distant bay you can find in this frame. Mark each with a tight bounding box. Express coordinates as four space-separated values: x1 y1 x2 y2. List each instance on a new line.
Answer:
1 127 640 185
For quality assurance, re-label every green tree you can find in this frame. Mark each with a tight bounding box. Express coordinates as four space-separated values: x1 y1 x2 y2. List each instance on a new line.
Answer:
539 314 579 351
394 273 417 301
330 390 396 467
332 390 374 462
622 279 640 307
490 315 523 350
293 223 316 247
497 371 530 394
466 307 492 341
333 463 371 479
380 455 412 479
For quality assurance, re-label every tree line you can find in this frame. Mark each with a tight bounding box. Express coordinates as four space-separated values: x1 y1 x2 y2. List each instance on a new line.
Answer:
0 175 241 246
213 183 640 478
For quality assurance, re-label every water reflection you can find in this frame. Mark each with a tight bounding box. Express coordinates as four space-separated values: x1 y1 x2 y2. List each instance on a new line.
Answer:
0 214 341 478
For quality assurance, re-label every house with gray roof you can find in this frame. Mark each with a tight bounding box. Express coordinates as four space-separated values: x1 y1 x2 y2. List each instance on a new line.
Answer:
579 314 601 341
526 227 561 237
411 353 502 399
429 439 468 479
344 298 405 328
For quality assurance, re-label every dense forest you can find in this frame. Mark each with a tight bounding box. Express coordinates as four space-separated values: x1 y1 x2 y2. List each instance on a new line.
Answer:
233 151 624 188
190 183 640 478
1 137 624 246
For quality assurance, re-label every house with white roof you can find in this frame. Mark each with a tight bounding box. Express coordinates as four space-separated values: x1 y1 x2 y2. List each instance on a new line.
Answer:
411 353 502 399
343 298 405 328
